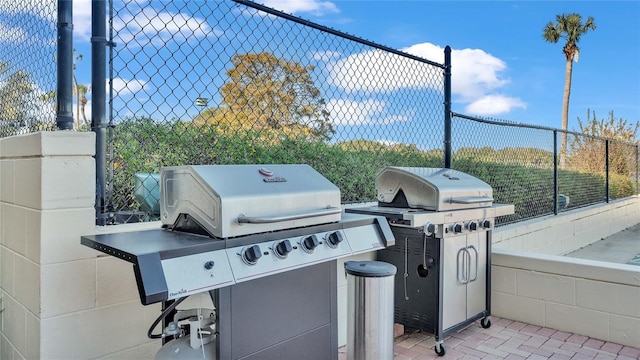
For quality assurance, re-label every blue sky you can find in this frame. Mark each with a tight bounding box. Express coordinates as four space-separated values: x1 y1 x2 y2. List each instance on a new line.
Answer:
2 0 637 140
254 0 640 133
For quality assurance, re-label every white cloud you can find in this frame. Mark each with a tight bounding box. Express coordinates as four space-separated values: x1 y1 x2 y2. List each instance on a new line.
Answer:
260 0 339 15
0 1 56 45
113 8 220 46
327 98 411 126
0 0 53 19
0 0 91 44
406 44 529 116
71 1 220 44
465 94 526 115
328 49 440 93
73 0 93 42
111 78 148 95
0 23 29 44
327 42 526 116
311 51 341 62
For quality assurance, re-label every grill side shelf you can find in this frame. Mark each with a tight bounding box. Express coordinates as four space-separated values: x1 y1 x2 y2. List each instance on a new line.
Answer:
345 206 405 222
81 236 137 263
81 229 227 305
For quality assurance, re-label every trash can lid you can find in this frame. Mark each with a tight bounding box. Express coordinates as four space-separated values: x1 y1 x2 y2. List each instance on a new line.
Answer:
344 261 397 277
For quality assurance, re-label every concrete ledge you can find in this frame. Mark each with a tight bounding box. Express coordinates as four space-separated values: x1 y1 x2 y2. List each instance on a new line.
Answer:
492 248 640 347
493 248 640 286
493 196 640 255
0 131 95 159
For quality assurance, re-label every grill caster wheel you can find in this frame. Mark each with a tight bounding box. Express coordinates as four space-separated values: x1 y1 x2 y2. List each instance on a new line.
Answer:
481 317 491 329
435 343 446 356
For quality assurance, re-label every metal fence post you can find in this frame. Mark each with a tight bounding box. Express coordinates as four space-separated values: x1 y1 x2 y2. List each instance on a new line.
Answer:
92 0 108 225
443 46 452 168
553 130 558 215
636 145 640 195
56 0 74 130
605 139 610 203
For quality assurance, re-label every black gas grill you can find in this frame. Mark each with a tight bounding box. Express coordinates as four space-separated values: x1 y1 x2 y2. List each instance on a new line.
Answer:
347 167 514 356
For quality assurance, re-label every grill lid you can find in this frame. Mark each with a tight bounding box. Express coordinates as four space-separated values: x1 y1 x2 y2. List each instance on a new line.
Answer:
376 167 493 211
160 164 341 238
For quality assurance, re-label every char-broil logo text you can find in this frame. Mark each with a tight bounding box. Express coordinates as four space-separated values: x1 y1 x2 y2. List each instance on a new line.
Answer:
169 288 187 297
263 177 287 183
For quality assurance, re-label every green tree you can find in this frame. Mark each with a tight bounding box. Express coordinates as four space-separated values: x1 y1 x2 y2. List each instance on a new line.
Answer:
336 139 423 154
570 109 638 175
215 52 334 141
543 13 596 167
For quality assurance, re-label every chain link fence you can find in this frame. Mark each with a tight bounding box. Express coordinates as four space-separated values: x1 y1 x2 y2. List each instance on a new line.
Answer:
452 113 639 224
107 0 446 223
3 1 636 227
0 0 58 136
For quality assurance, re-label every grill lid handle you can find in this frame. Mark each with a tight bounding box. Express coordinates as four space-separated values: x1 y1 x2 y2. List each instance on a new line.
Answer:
237 207 342 224
448 196 494 204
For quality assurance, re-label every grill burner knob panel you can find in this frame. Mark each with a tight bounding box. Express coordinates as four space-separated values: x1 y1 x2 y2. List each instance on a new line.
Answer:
301 235 320 253
274 239 293 259
221 221 382 288
242 245 262 265
326 231 344 248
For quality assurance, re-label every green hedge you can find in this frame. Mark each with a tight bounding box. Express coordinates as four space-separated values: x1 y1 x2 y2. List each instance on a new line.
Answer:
111 118 636 224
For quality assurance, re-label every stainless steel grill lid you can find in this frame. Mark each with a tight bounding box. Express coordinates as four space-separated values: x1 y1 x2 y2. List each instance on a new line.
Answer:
160 164 341 238
376 167 493 212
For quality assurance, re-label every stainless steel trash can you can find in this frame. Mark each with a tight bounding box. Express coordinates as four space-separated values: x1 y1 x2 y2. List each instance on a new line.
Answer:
345 261 397 360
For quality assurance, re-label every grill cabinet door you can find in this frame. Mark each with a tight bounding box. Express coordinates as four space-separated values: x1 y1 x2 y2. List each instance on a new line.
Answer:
442 232 488 331
442 234 468 330
466 232 487 318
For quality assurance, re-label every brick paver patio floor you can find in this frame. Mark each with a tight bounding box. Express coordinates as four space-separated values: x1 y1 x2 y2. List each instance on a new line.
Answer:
339 317 640 359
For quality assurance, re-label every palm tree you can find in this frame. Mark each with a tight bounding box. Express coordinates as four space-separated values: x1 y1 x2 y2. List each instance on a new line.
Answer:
77 84 90 129
543 13 596 167
73 52 83 130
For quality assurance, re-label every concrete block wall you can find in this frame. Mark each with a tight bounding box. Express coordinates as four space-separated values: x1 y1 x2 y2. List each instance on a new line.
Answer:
493 197 640 255
491 249 640 348
0 132 161 360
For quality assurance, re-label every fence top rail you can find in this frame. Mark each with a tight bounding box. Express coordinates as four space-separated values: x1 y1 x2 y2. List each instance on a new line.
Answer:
452 111 640 147
232 0 446 69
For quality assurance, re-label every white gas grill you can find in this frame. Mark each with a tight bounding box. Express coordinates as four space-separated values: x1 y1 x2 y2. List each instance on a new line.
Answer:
82 164 394 360
347 167 514 357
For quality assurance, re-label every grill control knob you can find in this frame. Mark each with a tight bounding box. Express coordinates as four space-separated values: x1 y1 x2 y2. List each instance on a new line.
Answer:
481 220 491 229
326 231 344 248
301 235 319 253
274 239 293 258
425 223 436 236
467 221 478 231
242 245 262 265
452 223 463 234
204 260 215 270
